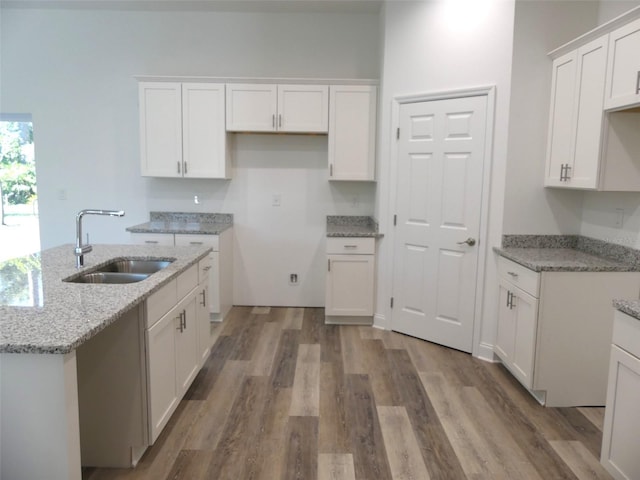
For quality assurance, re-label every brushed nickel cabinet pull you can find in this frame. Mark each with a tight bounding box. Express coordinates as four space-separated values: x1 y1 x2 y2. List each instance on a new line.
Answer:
177 161 181 174
201 289 206 307
144 240 159 244
279 114 282 128
184 162 188 174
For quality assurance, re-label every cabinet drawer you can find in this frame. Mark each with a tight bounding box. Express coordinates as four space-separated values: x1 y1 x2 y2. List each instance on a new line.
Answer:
175 234 219 251
327 237 375 254
130 233 175 246
177 264 199 299
199 255 212 284
498 256 540 297
613 310 640 358
147 279 177 328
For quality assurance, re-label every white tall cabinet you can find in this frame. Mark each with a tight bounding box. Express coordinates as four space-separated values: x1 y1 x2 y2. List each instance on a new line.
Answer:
139 82 231 179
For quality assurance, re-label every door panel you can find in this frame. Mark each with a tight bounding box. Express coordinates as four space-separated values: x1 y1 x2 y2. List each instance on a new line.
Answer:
392 95 487 352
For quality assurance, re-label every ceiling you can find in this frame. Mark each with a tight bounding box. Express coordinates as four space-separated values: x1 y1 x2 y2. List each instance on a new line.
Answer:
0 0 383 13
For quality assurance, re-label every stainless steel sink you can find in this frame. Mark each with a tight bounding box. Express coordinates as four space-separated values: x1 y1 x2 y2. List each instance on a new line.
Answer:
63 258 173 284
95 259 172 275
68 272 150 284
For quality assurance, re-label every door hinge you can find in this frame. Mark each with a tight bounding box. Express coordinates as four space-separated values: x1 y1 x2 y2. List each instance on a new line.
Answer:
396 127 400 140
390 297 394 308
393 214 397 226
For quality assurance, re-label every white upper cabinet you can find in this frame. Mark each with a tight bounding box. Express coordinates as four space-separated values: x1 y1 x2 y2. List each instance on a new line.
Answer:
182 83 230 178
328 85 377 181
225 83 328 133
139 82 183 178
139 82 231 179
604 17 640 111
545 36 608 189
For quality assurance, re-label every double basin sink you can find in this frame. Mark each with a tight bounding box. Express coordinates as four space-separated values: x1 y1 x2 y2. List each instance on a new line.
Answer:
65 259 173 284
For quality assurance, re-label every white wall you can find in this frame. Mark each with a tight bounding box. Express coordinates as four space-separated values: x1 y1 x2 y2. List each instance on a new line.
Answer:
0 5 380 306
377 0 516 358
503 1 599 235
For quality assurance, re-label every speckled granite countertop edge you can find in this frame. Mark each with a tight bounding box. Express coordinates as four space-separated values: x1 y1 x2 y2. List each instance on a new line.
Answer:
0 244 212 355
612 299 640 321
326 215 382 238
126 212 234 235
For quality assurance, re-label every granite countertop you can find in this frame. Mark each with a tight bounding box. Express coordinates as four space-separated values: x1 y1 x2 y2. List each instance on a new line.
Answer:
126 211 233 235
612 299 640 321
494 247 640 272
0 243 211 354
494 234 640 273
326 215 381 238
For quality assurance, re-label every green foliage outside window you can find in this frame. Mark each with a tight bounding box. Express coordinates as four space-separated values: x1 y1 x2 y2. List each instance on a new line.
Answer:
0 122 37 205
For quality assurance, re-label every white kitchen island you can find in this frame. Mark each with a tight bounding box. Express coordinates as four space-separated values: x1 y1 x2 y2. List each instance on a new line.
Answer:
0 243 212 480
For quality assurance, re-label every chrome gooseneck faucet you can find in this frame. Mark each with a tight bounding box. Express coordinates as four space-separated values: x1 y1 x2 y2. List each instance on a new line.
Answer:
75 209 125 268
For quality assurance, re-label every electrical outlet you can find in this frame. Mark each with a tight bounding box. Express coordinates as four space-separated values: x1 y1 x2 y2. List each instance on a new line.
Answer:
272 194 282 207
289 273 299 285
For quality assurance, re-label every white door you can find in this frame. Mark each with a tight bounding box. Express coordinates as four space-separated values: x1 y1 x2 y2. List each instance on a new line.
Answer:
392 95 487 352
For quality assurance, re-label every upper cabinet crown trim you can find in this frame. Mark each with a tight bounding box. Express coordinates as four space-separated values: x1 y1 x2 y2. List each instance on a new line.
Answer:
134 75 379 86
548 6 640 59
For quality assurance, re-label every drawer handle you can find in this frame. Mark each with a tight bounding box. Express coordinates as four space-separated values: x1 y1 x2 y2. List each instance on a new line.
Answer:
202 266 211 272
507 271 519 278
189 241 204 245
344 245 358 249
144 240 159 244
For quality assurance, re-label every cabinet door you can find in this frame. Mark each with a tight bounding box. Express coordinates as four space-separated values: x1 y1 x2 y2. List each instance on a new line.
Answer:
545 51 577 187
182 83 230 179
139 82 183 177
146 306 179 443
326 254 374 316
510 287 538 389
277 84 328 133
545 36 607 189
569 36 608 189
328 85 377 181
196 283 211 366
174 294 199 396
604 17 640 111
495 281 516 364
226 84 277 132
601 344 640 480
494 280 538 390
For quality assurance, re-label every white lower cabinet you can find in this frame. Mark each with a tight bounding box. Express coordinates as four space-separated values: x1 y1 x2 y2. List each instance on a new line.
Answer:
325 237 375 323
601 310 640 480
145 259 210 444
495 256 640 407
495 278 538 389
131 229 233 322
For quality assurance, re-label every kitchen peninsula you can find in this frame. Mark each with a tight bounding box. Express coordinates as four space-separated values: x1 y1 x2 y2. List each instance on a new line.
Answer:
0 243 212 480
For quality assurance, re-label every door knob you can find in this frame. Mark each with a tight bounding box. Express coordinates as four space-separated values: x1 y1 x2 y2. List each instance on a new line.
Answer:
457 237 476 247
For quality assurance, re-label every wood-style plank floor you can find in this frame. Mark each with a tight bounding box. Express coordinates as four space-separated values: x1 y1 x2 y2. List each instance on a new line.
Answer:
83 306 612 480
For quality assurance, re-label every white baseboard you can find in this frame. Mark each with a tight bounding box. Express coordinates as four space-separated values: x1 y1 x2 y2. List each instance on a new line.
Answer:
474 341 498 362
373 313 388 330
